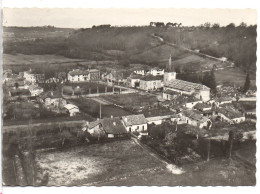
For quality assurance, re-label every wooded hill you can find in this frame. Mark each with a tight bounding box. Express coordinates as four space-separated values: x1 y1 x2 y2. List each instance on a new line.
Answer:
3 25 257 72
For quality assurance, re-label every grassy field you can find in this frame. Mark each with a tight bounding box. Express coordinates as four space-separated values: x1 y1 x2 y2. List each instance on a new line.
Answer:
3 53 84 66
215 67 256 88
34 139 166 186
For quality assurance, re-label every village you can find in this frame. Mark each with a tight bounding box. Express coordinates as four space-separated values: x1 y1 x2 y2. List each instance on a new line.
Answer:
2 54 256 186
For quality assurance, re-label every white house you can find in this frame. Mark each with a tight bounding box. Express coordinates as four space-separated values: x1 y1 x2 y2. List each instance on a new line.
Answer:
64 104 80 117
181 109 212 129
68 69 100 82
23 70 45 83
148 68 165 76
217 106 245 124
146 114 184 125
121 114 148 133
134 69 147 76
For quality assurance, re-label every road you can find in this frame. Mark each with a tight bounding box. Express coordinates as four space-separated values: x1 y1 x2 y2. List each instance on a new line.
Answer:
152 34 235 72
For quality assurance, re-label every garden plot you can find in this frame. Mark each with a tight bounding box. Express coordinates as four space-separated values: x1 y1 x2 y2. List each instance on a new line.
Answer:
35 139 166 186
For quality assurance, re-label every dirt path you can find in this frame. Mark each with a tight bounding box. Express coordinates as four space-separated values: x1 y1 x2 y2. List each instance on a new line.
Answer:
131 136 184 174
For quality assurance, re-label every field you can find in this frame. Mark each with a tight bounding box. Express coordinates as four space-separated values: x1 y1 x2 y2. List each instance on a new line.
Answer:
3 53 84 66
34 139 166 186
215 67 256 88
69 97 132 119
32 139 255 186
63 82 123 95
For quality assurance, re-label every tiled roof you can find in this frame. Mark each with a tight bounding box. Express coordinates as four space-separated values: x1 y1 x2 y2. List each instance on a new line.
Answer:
164 79 209 92
87 117 127 135
182 109 208 123
146 114 180 122
194 103 211 110
140 75 163 81
122 114 147 126
163 89 180 95
68 69 99 76
218 106 244 119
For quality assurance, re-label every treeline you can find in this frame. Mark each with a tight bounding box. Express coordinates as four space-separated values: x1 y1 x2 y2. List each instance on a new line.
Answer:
161 23 257 71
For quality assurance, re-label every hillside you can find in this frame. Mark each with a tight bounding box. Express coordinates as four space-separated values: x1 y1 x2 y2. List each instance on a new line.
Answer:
3 26 256 69
3 26 257 87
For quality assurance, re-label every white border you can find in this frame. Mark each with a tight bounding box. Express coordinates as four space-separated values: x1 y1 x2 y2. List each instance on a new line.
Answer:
1 0 259 194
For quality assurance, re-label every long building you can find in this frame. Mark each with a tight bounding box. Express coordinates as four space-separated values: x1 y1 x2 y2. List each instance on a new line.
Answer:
68 69 100 82
163 55 210 102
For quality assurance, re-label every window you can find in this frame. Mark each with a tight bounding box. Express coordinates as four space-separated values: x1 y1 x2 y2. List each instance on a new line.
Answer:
137 126 139 129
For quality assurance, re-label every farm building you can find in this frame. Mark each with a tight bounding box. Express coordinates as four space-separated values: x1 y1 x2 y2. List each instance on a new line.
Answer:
164 79 210 102
82 117 128 139
162 89 179 100
139 75 163 91
134 69 147 76
121 114 148 133
64 104 80 117
216 106 245 124
181 109 212 129
68 69 100 82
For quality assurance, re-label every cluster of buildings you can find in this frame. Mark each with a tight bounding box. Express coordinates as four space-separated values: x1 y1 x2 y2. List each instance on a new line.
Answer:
81 55 250 140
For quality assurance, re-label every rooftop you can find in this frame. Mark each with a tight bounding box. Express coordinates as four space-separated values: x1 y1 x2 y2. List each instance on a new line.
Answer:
68 69 99 76
164 79 210 92
182 109 208 123
194 103 212 110
87 117 127 135
218 106 244 119
140 75 163 81
40 91 63 99
122 114 147 126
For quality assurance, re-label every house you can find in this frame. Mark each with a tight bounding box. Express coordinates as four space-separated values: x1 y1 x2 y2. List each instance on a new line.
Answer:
216 106 245 124
139 75 163 91
134 69 147 76
82 117 128 139
146 114 184 125
213 96 233 107
104 70 128 85
127 74 142 88
193 102 213 117
23 69 45 83
162 89 179 100
181 109 212 129
148 68 165 76
121 114 148 133
40 91 66 109
64 104 80 116
164 79 210 102
68 69 100 82
29 85 44 96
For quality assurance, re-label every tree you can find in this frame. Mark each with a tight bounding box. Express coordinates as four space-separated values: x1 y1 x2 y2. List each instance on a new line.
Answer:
202 69 217 94
239 22 247 27
212 23 220 29
243 73 250 93
226 23 235 28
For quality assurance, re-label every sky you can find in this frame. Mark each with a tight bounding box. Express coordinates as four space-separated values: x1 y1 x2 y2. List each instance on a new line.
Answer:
2 8 257 28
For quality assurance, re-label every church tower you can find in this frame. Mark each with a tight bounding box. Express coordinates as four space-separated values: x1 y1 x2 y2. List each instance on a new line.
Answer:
164 54 176 83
